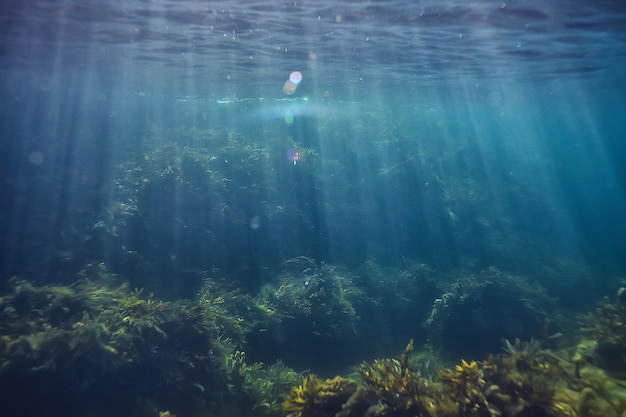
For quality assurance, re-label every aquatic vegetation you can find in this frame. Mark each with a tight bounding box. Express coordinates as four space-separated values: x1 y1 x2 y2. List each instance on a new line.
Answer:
356 260 440 352
250 257 368 365
212 282 626 417
283 374 357 417
0 274 237 417
0 270 316 417
282 340 456 417
197 276 266 348
2 266 626 417
578 282 626 378
90 127 322 295
224 351 304 417
281 332 626 417
356 339 457 417
424 267 555 359
441 339 567 416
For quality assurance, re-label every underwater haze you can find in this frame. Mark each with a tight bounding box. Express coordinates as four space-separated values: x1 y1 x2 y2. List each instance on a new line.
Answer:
1 1 626 417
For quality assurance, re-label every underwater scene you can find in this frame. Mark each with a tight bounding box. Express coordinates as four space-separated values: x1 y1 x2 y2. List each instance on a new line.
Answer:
1 0 626 416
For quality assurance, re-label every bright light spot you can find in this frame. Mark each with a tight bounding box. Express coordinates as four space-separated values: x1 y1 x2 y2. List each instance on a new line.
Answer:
283 71 303 95
287 148 300 164
284 112 295 125
289 71 303 85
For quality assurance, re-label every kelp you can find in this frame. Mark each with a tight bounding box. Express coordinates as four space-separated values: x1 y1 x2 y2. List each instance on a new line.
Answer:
284 335 626 417
0 271 233 416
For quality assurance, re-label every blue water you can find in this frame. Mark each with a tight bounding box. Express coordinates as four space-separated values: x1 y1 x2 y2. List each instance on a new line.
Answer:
1 1 626 414
2 0 626 280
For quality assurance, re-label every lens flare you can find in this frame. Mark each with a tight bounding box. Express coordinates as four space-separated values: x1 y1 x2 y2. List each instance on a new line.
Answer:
286 148 300 165
289 71 302 85
283 71 303 95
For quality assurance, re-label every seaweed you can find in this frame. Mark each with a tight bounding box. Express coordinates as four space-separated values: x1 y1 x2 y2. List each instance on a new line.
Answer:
424 268 555 360
224 351 304 417
3 263 626 417
0 269 316 417
578 282 626 378
283 374 358 417
0 273 231 417
281 334 626 417
248 257 369 369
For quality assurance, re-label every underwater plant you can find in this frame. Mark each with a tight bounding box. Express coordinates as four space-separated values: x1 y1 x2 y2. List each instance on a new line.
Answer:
223 350 304 417
0 272 237 417
280 331 626 417
283 374 358 417
424 267 554 360
89 126 325 297
249 257 369 370
578 282 626 379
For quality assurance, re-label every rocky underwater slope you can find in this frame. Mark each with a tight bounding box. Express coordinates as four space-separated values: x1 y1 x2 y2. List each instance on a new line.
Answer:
1 261 626 417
